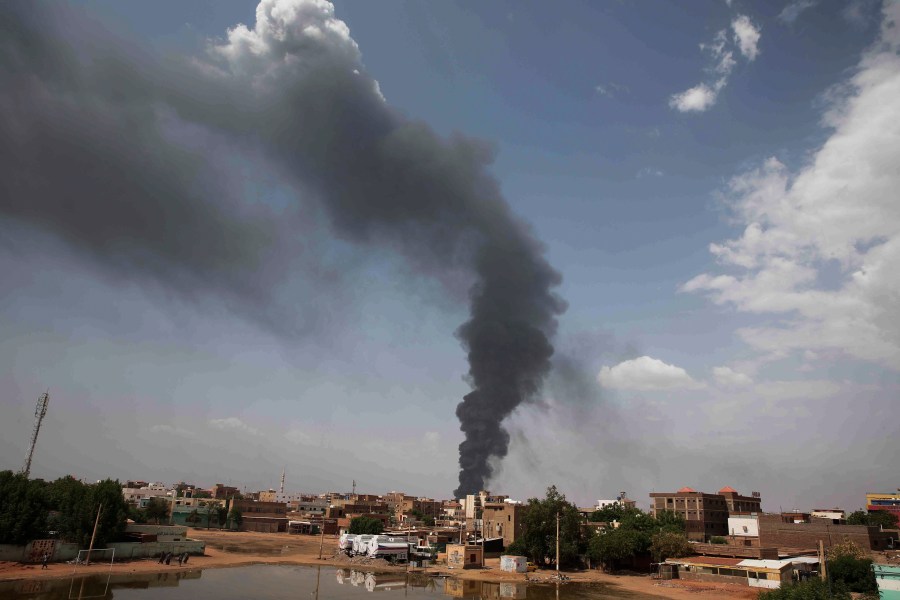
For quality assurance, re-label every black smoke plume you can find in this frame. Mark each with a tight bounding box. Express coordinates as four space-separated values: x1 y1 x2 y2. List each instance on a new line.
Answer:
0 0 565 497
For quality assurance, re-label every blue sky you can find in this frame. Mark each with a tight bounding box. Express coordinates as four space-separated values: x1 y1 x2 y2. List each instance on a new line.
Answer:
1 0 898 511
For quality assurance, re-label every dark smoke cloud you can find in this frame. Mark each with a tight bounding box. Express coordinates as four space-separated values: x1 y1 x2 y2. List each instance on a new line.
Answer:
0 0 565 496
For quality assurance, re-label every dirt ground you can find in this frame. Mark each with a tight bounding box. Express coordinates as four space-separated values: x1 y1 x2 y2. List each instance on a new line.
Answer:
0 528 759 600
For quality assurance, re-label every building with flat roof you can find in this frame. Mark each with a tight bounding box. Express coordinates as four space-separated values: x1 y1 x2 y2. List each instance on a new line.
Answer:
867 491 900 522
651 486 758 541
481 502 528 549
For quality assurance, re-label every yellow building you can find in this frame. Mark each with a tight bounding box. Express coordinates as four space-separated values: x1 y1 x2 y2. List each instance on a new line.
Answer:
867 491 900 523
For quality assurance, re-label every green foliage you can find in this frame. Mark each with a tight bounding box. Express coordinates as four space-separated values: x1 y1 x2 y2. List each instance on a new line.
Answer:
145 498 170 524
349 516 384 535
216 506 229 527
185 510 201 524
228 507 242 529
650 531 692 562
846 510 868 525
866 510 898 529
588 527 644 567
590 504 626 523
846 509 898 529
757 578 851 600
0 471 49 545
828 555 877 593
587 508 686 571
127 503 148 524
709 536 727 544
45 477 127 547
506 485 590 569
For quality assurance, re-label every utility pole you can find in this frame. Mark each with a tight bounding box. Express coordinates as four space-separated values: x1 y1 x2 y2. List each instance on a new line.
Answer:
86 503 103 565
555 512 560 574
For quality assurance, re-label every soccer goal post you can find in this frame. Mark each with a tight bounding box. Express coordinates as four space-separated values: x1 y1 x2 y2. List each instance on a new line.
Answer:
72 548 115 573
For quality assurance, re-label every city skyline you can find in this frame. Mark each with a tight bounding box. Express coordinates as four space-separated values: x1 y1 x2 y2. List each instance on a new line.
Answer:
1 0 898 512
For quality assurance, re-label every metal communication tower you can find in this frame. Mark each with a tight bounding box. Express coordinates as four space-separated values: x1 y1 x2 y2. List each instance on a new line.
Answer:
21 392 49 479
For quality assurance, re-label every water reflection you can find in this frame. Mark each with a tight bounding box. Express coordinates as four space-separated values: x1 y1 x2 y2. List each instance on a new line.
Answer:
1 565 645 600
1 570 202 600
335 570 547 599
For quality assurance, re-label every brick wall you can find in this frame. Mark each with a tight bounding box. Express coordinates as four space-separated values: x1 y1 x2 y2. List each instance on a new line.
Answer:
757 514 896 550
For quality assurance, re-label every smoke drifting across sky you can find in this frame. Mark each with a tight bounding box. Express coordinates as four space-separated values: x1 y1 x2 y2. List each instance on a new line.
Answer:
0 0 564 496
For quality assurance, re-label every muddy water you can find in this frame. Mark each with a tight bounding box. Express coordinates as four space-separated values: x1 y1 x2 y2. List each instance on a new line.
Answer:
0 564 657 599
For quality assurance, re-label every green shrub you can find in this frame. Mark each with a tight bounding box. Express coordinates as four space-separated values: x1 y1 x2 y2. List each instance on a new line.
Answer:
757 578 851 600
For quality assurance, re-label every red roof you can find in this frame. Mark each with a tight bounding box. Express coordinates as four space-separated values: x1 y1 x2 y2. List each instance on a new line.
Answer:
719 486 738 494
677 486 696 493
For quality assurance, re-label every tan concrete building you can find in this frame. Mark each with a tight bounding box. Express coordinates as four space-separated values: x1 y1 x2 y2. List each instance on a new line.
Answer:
481 502 528 549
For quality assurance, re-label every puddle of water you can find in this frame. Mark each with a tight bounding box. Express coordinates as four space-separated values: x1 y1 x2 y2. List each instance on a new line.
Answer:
0 564 655 599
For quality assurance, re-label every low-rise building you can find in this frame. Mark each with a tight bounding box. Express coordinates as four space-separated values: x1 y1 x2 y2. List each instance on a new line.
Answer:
650 487 728 541
481 502 528 549
662 556 812 590
210 484 240 499
233 499 288 533
867 491 900 523
810 509 845 523
757 513 897 551
122 482 173 507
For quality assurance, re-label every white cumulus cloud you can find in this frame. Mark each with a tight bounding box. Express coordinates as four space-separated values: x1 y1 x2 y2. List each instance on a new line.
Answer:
683 2 900 370
598 356 705 391
209 417 260 436
670 15 758 114
670 83 721 112
732 15 761 60
712 366 753 387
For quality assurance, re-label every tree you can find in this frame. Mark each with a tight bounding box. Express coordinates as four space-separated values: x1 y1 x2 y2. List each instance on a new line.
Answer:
590 504 626 524
216 506 229 528
649 531 692 562
587 508 687 571
185 510 201 525
0 470 48 545
588 528 644 570
758 578 851 600
349 516 383 535
145 498 170 525
88 479 129 547
827 539 867 561
228 507 242 530
127 503 148 524
847 509 898 529
47 477 127 548
505 486 589 569
828 555 877 594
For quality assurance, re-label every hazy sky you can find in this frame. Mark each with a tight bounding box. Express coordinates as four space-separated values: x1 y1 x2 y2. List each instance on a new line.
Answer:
1 0 898 512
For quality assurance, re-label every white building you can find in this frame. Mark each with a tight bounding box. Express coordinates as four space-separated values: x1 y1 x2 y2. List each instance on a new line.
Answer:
728 514 760 537
122 482 174 507
811 509 845 521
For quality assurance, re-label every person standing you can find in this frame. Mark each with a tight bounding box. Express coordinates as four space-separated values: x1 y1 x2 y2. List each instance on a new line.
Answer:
41 553 49 569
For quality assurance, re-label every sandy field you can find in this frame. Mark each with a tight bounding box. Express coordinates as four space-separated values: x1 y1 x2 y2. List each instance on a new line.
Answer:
0 528 759 599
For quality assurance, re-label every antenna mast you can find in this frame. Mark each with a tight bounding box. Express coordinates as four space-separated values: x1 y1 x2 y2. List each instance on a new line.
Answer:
21 392 50 479
280 467 285 494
